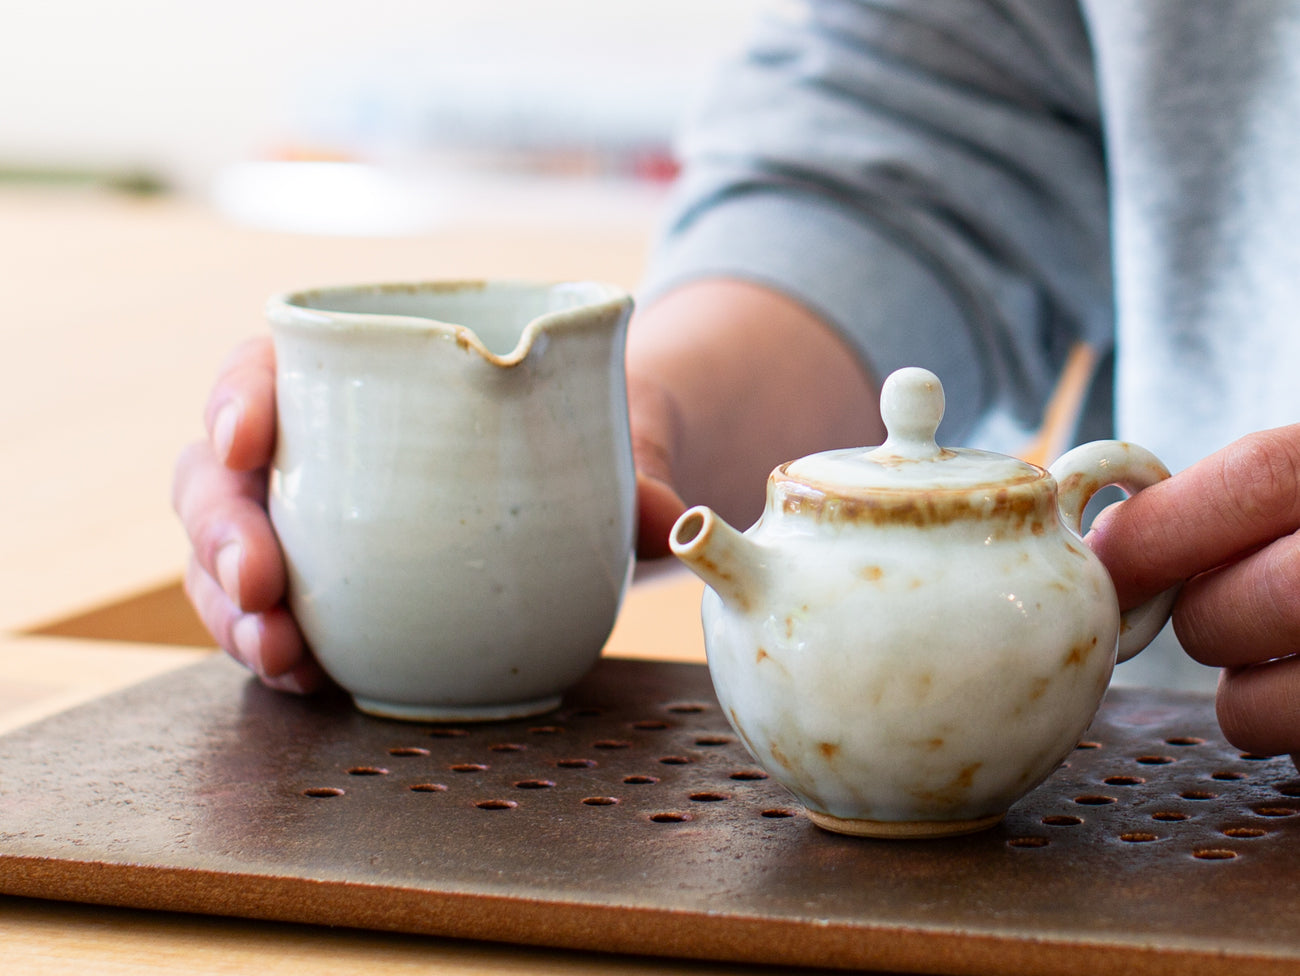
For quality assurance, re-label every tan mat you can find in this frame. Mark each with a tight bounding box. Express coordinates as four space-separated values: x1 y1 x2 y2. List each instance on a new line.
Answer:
1 656 1298 974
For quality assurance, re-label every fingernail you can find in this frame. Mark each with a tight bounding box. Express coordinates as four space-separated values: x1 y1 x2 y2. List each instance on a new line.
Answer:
265 670 312 694
232 615 264 674
216 543 243 608
212 402 238 464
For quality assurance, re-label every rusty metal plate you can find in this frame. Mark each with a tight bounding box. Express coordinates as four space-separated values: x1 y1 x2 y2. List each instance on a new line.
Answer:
2 655 1300 975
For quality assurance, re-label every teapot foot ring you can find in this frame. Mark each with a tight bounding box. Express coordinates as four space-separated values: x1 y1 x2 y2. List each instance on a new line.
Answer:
805 809 1004 839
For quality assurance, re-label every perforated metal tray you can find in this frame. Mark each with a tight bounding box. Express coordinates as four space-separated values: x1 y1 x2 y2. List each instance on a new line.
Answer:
1 655 1299 974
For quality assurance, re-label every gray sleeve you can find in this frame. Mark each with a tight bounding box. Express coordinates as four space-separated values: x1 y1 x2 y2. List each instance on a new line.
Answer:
640 0 1112 446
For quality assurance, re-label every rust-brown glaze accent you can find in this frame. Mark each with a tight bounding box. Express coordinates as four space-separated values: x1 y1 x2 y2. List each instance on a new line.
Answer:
1056 469 1099 501
912 671 935 701
691 554 749 613
819 742 841 760
768 740 795 772
907 762 985 813
1064 636 1098 668
4 658 1300 974
727 706 761 760
771 466 1055 531
860 565 885 582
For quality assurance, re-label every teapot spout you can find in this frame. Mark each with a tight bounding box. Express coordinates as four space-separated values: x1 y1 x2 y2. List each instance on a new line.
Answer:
670 506 763 613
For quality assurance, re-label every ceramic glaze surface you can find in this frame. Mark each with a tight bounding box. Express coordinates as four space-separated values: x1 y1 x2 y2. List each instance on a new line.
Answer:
268 280 635 721
671 367 1177 837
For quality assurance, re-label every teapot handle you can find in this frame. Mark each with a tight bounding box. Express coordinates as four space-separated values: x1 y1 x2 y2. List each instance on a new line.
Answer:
1049 441 1180 664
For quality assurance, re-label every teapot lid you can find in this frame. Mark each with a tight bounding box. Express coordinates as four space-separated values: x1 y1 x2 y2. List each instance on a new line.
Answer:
783 367 1043 492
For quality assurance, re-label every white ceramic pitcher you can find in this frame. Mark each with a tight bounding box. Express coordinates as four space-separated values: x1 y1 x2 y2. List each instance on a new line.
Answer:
267 280 635 722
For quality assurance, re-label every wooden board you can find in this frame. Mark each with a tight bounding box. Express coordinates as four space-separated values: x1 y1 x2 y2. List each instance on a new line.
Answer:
2 656 1299 974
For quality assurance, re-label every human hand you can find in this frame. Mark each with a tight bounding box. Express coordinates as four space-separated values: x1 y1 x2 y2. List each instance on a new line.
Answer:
171 336 325 693
1086 427 1300 760
172 333 697 689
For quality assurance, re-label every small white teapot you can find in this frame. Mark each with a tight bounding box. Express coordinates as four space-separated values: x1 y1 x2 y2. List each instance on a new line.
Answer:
670 367 1177 838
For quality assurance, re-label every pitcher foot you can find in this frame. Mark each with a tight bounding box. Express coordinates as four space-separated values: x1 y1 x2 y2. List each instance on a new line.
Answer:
352 693 563 723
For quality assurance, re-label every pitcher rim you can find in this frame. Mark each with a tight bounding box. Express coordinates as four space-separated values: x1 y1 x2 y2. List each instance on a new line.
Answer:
265 278 632 367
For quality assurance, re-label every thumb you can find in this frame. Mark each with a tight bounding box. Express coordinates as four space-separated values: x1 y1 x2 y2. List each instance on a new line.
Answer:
626 369 688 559
635 460 687 561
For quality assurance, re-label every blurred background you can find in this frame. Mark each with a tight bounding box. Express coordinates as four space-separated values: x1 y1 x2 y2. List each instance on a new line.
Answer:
3 0 767 646
0 0 761 233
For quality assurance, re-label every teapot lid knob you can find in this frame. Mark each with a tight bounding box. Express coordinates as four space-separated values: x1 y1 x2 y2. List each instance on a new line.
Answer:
872 367 944 460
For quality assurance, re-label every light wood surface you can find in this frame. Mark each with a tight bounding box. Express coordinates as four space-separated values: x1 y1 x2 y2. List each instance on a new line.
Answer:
0 892 802 976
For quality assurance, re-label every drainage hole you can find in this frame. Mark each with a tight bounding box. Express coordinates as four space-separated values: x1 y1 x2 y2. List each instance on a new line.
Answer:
1007 837 1049 848
1193 848 1238 860
1152 811 1189 822
667 703 708 714
1103 776 1145 786
302 787 344 798
428 728 470 739
1075 741 1102 750
556 758 597 769
1239 753 1277 761
1166 736 1206 746
1275 783 1300 797
1073 795 1118 806
1212 771 1247 781
632 720 670 731
1119 832 1159 843
1224 827 1268 838
1135 755 1175 765
689 792 730 803
347 766 389 776
623 775 659 785
514 779 555 790
529 726 564 735
1180 790 1218 801
761 808 797 819
730 769 769 782
388 747 430 758
409 783 448 793
694 736 732 747
490 743 525 753
582 796 620 806
659 756 691 765
1042 815 1084 827
649 812 693 823
1253 806 1299 818
451 763 489 773
475 799 518 811
593 739 632 750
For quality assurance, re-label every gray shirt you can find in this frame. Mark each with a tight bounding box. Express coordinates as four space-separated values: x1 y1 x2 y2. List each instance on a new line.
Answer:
642 0 1300 688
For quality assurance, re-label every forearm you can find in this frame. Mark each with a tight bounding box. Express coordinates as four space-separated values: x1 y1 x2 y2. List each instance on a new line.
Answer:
627 277 882 529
